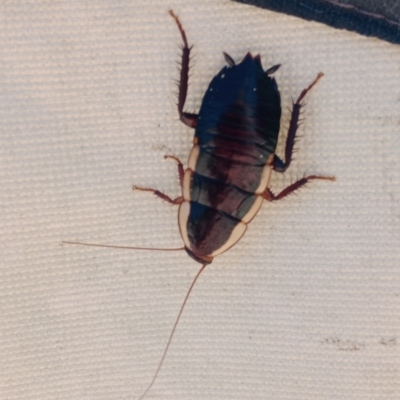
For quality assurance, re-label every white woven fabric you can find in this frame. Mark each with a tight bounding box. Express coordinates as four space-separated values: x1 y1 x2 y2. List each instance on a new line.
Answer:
1 1 399 399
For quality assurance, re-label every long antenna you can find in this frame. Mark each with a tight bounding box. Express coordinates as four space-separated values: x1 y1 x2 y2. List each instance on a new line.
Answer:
138 263 207 400
62 241 184 252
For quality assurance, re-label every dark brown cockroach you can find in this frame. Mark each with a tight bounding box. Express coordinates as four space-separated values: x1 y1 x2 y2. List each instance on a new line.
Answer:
64 10 334 399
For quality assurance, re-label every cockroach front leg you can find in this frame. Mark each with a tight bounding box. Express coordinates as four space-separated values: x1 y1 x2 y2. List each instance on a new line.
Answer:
169 10 198 129
273 73 324 173
263 175 335 202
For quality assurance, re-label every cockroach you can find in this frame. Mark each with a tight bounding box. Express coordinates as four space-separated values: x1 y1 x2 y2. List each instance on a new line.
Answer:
64 10 335 399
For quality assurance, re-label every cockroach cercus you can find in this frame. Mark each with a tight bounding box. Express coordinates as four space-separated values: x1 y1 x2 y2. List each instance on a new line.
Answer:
64 10 335 399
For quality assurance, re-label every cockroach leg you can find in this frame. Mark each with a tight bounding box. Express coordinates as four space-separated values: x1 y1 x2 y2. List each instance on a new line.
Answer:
263 175 335 201
164 155 184 186
273 72 324 173
133 186 183 205
169 10 198 129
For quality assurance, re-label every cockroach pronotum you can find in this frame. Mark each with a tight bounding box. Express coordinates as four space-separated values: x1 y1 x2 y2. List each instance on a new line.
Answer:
64 10 335 399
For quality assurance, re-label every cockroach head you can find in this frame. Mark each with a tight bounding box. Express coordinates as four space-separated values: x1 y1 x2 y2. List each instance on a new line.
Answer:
184 247 213 265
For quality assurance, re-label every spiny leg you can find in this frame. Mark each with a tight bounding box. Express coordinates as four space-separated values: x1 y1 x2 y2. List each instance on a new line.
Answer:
263 175 335 202
169 10 198 128
273 73 324 173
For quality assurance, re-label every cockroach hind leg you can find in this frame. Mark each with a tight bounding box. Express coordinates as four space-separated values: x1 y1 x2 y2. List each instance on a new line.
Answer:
263 175 335 201
169 10 199 129
132 186 183 205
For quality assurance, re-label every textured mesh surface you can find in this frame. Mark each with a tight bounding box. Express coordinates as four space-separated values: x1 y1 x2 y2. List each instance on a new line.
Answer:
1 1 399 399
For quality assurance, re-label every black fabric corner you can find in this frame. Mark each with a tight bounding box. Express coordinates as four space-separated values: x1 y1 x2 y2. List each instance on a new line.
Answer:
232 0 400 45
